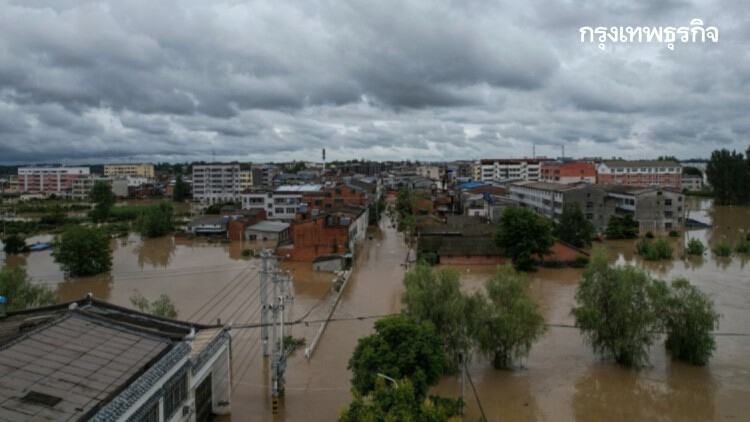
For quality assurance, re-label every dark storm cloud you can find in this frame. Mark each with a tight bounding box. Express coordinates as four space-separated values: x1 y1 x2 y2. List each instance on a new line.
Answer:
0 0 747 163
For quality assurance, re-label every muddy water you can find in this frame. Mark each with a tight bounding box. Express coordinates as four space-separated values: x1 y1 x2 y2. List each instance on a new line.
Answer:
2 198 749 421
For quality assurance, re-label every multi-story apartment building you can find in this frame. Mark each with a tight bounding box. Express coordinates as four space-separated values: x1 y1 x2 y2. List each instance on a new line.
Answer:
103 163 155 178
71 176 129 199
239 170 254 191
192 163 240 204
682 174 703 192
240 184 322 220
540 162 596 184
474 158 554 182
603 185 685 229
596 160 682 191
17 166 90 194
416 165 443 181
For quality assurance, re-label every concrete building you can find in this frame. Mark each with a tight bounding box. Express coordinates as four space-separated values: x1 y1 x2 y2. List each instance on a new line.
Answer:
240 185 322 220
192 163 241 205
17 166 90 194
596 160 682 191
280 205 368 261
603 186 685 230
540 162 596 184
104 163 155 178
244 220 290 242
474 158 554 182
682 174 703 192
71 176 129 199
416 165 443 181
0 296 232 421
239 170 254 191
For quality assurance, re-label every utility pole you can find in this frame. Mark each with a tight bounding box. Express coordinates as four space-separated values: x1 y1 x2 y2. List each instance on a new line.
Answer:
261 250 270 357
268 259 293 414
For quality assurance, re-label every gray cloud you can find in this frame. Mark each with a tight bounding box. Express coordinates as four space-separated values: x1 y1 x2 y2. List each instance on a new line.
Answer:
0 0 747 164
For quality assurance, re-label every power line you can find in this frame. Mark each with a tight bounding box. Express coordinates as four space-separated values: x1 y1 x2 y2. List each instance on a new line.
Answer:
464 360 488 422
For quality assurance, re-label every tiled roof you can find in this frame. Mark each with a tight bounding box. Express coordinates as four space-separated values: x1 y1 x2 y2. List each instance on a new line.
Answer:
420 236 504 256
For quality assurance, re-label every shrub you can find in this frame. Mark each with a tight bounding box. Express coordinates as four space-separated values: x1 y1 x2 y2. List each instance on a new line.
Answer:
644 231 655 239
241 249 253 257
735 240 750 255
685 238 705 256
712 241 733 257
668 230 680 238
662 279 720 365
571 255 590 268
636 238 673 260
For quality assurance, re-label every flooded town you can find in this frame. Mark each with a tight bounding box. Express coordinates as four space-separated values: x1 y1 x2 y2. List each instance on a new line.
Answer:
2 2 749 421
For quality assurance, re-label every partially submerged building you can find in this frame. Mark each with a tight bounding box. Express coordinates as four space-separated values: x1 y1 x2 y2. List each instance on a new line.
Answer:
0 296 232 421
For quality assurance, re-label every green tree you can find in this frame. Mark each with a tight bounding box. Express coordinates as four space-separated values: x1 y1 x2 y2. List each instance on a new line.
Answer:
604 214 639 239
129 291 178 318
682 166 703 178
402 264 473 371
0 266 56 311
173 175 191 202
474 266 547 369
135 202 174 238
347 315 445 398
52 226 112 277
635 238 674 260
685 238 705 256
555 203 596 248
339 378 461 422
706 148 750 205
572 249 664 366
90 181 116 223
662 279 720 365
3 233 28 255
495 207 554 271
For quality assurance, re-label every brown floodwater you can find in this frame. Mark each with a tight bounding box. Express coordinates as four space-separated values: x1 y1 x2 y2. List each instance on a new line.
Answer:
1 197 749 421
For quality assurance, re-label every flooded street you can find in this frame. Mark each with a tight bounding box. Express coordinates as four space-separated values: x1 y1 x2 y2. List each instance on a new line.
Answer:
2 198 749 420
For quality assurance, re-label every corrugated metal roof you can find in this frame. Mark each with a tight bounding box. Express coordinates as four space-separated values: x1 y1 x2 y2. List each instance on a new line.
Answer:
0 312 171 421
275 184 322 192
247 220 290 233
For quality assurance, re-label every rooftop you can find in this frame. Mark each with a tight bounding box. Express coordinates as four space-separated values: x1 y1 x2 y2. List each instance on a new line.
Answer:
275 184 322 193
247 220 290 233
601 160 681 168
0 297 220 421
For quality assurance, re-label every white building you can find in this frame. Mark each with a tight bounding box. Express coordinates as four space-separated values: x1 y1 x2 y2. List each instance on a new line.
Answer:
192 164 241 205
240 184 322 220
416 165 443 181
71 176 129 199
17 166 90 194
474 159 553 182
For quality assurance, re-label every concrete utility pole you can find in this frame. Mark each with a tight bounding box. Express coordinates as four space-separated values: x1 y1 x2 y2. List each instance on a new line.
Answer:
267 256 293 414
260 250 270 357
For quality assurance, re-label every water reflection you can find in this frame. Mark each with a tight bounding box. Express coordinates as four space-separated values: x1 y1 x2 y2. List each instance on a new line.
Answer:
682 256 705 271
712 256 732 271
56 273 113 302
133 236 176 268
572 362 716 422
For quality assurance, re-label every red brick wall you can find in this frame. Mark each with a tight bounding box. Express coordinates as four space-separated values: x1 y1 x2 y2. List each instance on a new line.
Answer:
289 217 350 261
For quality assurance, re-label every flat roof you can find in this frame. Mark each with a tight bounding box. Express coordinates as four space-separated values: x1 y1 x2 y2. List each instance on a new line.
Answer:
275 184 322 192
247 220 290 233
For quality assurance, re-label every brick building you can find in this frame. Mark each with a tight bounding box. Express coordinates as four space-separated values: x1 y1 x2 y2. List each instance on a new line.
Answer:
280 206 368 261
540 162 596 184
596 160 682 191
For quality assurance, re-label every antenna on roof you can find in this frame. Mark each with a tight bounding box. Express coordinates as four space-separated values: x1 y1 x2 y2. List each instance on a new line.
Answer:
533 144 536 159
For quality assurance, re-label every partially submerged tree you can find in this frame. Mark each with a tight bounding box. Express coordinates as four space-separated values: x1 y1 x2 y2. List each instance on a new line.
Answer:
52 226 112 277
2 233 28 255
495 207 555 271
474 266 547 369
0 266 56 311
173 175 191 202
555 203 596 248
135 202 174 238
662 279 720 365
347 315 445 399
339 378 461 422
90 181 116 223
572 249 663 366
604 214 639 239
402 263 473 371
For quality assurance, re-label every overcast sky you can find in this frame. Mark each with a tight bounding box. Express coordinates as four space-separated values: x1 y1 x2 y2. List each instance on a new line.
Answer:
0 0 748 165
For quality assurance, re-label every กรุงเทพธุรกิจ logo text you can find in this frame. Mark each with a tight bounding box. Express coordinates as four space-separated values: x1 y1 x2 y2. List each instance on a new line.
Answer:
579 19 718 51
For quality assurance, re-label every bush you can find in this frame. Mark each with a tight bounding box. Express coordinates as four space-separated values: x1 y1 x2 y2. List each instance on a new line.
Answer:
52 226 112 277
135 202 174 238
418 251 438 265
712 241 733 257
0 266 56 311
686 238 705 256
636 238 673 260
644 231 655 239
604 214 639 239
668 230 680 238
2 233 28 255
241 249 253 257
735 240 750 255
571 255 590 268
662 279 720 365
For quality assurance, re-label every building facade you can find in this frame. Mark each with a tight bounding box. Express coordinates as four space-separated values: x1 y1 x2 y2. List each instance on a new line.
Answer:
104 163 155 178
603 186 685 229
18 166 90 194
596 160 682 191
192 163 241 205
71 176 129 199
475 158 554 182
540 162 596 184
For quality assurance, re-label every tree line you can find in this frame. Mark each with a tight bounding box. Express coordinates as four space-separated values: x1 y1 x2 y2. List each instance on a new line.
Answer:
706 146 750 205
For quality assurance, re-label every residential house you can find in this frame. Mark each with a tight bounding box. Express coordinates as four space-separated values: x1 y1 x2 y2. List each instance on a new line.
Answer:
279 205 368 261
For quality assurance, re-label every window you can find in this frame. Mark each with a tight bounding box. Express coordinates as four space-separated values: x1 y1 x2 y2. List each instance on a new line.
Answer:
164 375 187 419
143 402 159 422
586 202 594 209
586 213 594 219
664 199 672 206
324 192 331 198
275 208 284 214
